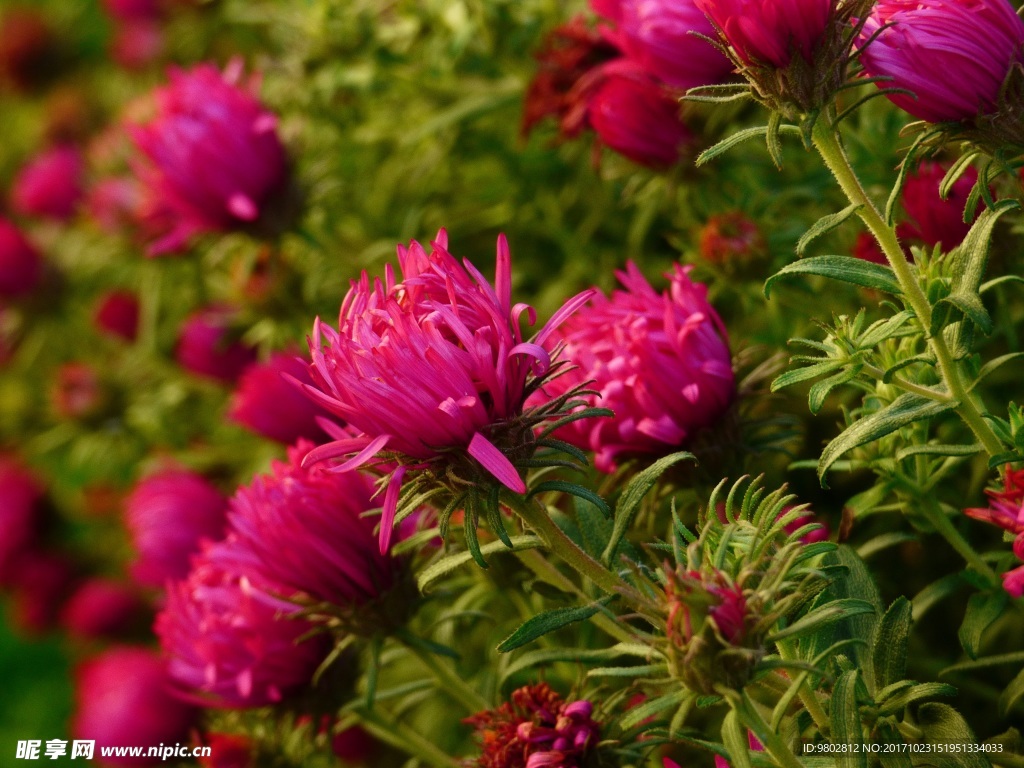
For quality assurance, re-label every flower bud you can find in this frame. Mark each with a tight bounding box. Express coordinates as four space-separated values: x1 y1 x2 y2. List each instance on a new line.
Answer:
175 306 257 384
11 145 85 221
0 218 43 299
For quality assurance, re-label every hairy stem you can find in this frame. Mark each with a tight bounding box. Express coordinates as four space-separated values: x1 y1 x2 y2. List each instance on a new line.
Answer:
402 638 490 713
811 120 1004 457
775 639 830 734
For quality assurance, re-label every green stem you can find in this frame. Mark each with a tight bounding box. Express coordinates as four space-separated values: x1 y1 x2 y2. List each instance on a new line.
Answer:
775 640 830 734
860 363 947 403
402 639 490 713
504 494 641 608
734 692 806 768
917 495 1000 583
355 707 460 768
517 548 639 645
810 120 1004 458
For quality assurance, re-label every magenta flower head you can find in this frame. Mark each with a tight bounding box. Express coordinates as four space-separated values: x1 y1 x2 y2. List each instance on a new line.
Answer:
130 60 288 256
0 217 43 299
72 646 198 764
60 577 147 640
94 290 141 342
586 66 697 167
696 0 830 68
539 262 734 473
0 455 44 585
155 540 328 707
228 352 330 444
464 683 601 768
125 468 228 588
299 230 594 553
11 144 85 221
858 0 1024 126
221 441 401 615
615 0 735 90
175 306 258 383
898 160 980 251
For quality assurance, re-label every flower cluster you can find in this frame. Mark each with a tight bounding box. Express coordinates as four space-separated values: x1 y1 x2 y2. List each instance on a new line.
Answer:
965 467 1024 597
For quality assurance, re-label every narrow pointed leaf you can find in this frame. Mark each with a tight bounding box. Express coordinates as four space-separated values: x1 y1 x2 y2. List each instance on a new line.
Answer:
873 597 911 689
497 598 614 652
797 204 863 256
765 256 902 298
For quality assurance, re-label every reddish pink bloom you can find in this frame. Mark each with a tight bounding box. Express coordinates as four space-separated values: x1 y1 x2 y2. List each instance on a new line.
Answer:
586 68 696 167
110 19 164 70
696 0 831 68
616 0 735 91
332 726 378 763
199 734 252 768
155 540 328 707
72 646 198 765
86 177 144 233
590 0 624 23
1004 535 1024 598
175 306 258 383
220 441 399 607
7 548 76 634
539 262 734 473
666 568 751 648
0 456 44 585
858 0 1024 123
11 145 84 221
698 212 765 264
465 683 600 768
0 218 43 299
964 467 1024 536
899 160 980 250
94 290 141 341
125 469 228 587
299 231 593 552
52 362 106 420
60 578 146 639
102 0 163 21
130 61 287 255
228 352 330 444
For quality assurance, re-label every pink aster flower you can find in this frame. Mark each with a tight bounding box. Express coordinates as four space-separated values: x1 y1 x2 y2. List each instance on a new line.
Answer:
899 160 980 251
0 456 44 586
72 646 198 764
696 0 831 68
155 540 328 707
539 262 734 473
298 231 593 553
199 734 252 768
175 306 258 383
11 144 84 221
964 467 1024 536
585 66 697 167
7 548 77 634
464 683 601 768
94 290 141 342
228 352 330 444
219 441 399 607
60 578 147 640
125 468 228 587
86 177 144 233
0 218 43 299
857 0 1024 124
1004 534 1024 598
130 60 288 256
615 0 735 91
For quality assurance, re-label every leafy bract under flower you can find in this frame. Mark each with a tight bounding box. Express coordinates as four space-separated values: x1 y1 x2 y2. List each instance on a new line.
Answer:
299 231 593 553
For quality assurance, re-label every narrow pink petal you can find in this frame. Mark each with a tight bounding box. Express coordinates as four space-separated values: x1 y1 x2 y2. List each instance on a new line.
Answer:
468 432 526 494
301 433 391 469
533 288 596 348
509 342 551 375
227 193 259 220
495 233 512 313
379 465 406 554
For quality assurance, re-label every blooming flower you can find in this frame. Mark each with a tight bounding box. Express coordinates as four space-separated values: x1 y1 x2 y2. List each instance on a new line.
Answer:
299 231 593 552
464 683 601 768
11 145 85 221
538 262 734 473
696 0 831 68
0 218 43 299
1004 534 1024 598
219 441 399 609
86 177 144 233
72 646 198 764
615 0 735 91
899 160 980 250
585 66 696 167
129 61 288 255
7 548 77 634
124 468 228 587
60 578 147 640
94 290 141 342
199 734 252 768
0 456 44 586
228 352 331 444
698 212 765 264
52 362 106 421
857 0 1024 124
155 539 328 707
175 306 258 383
964 467 1024 536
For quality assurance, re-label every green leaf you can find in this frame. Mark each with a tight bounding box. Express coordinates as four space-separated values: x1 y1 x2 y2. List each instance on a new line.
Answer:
831 670 867 768
941 651 1024 675
602 451 695 565
873 598 912 689
417 536 542 592
939 152 980 201
877 682 957 716
695 124 799 166
808 364 863 414
498 646 640 689
619 690 688 730
765 255 902 299
998 667 1024 718
933 291 993 335
818 393 956 485
975 352 1024 387
528 481 611 518
912 703 988 768
949 199 1019 297
894 443 982 461
771 358 846 392
722 709 754 768
797 204 863 256
497 598 613 653
769 598 876 643
958 591 1010 659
